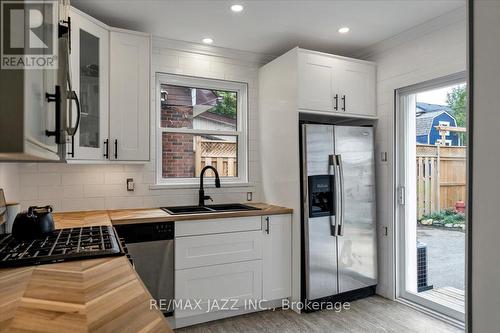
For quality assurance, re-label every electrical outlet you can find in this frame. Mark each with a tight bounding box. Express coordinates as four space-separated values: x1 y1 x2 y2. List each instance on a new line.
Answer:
247 192 253 201
126 178 135 191
381 152 388 162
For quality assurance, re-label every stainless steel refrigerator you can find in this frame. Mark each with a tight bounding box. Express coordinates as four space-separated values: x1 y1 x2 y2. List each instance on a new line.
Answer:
301 124 377 302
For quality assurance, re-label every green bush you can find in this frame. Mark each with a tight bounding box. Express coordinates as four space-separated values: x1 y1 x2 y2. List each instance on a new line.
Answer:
443 213 465 225
420 210 466 225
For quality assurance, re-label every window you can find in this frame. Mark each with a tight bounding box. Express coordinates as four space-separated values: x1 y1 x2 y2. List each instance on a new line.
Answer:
155 74 248 186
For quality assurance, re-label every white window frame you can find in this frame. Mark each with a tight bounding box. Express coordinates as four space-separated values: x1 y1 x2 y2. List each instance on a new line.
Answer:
155 73 248 187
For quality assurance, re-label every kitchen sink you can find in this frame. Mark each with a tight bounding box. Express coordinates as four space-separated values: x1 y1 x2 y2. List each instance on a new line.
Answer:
161 203 260 215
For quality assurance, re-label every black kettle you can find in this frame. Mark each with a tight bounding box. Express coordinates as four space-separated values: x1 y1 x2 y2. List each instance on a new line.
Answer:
12 206 55 240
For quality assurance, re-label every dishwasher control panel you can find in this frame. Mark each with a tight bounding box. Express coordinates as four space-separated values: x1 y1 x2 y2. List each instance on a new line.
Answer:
115 222 174 244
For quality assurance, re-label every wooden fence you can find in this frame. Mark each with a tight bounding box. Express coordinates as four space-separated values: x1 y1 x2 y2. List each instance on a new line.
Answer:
195 137 237 177
416 145 466 218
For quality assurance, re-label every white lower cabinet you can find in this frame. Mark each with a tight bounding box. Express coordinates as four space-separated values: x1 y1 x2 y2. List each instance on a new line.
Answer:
174 214 291 323
262 214 292 300
175 260 262 318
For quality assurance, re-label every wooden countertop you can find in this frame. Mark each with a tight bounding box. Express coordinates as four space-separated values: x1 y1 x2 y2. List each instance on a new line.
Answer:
0 203 292 332
109 203 293 225
0 211 172 333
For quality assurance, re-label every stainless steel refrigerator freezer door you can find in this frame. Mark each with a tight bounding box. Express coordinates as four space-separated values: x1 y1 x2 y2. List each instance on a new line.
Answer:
305 124 334 176
302 124 338 300
334 126 377 293
305 216 338 300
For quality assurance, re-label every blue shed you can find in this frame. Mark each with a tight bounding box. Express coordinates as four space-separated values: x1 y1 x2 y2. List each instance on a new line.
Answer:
416 103 460 146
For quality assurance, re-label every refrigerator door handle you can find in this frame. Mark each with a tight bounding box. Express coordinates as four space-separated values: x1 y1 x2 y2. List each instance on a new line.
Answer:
336 154 345 236
330 154 339 237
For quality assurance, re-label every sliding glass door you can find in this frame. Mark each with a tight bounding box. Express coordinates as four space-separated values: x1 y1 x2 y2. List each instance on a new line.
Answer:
396 74 467 322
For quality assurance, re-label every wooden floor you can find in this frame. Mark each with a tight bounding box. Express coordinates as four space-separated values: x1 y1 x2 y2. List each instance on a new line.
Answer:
175 296 463 333
420 287 465 314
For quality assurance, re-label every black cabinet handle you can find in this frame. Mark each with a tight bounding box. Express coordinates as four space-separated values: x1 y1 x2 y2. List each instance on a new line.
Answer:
45 86 63 144
114 139 118 159
67 135 75 158
265 216 270 234
334 94 338 110
341 95 346 111
104 139 109 159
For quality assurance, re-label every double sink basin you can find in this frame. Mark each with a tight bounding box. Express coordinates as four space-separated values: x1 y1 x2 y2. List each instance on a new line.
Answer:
161 203 260 215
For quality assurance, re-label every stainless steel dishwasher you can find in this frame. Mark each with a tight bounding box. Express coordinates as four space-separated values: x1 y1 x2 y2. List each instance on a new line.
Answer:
115 222 174 316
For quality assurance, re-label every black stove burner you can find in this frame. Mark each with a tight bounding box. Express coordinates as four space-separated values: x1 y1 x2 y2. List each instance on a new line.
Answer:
0 226 124 268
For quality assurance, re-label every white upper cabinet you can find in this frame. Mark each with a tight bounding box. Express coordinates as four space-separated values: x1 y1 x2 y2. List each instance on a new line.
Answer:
65 8 150 162
298 53 338 112
262 214 292 300
109 31 150 161
297 49 376 117
336 59 376 116
68 9 109 160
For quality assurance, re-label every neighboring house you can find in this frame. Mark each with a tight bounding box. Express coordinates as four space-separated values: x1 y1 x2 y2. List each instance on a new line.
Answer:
416 102 460 146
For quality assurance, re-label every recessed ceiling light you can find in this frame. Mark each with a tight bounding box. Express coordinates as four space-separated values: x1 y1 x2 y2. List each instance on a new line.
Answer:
202 37 214 44
338 27 350 34
230 4 244 12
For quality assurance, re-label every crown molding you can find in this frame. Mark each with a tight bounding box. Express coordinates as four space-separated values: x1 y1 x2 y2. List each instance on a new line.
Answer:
353 5 467 60
152 36 277 66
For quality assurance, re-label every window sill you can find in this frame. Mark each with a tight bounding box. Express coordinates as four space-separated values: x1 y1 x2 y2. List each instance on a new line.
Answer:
149 182 255 190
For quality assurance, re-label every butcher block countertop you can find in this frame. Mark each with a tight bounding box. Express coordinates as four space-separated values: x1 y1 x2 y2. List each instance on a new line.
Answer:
0 203 292 332
109 202 293 225
0 211 172 333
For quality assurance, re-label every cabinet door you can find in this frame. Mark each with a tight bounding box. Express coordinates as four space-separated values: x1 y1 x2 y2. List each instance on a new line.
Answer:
336 60 376 117
69 10 109 160
262 214 291 300
298 52 338 112
109 31 150 161
175 260 262 318
23 0 59 157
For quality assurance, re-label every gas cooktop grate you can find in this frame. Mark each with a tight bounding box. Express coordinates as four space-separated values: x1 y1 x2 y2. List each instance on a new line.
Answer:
0 226 124 268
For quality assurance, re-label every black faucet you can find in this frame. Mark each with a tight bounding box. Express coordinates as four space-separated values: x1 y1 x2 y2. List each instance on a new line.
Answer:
199 166 221 206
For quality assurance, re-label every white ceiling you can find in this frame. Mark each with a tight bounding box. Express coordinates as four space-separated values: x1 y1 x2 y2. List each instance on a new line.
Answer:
71 0 465 57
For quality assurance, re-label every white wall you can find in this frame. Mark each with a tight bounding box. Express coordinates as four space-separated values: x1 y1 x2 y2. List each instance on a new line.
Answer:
2 39 264 212
359 7 467 299
471 1 500 331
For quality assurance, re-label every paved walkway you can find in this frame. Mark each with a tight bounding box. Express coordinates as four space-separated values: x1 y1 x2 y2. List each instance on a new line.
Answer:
417 226 465 291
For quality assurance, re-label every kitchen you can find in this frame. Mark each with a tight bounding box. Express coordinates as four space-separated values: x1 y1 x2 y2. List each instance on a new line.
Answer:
0 0 498 332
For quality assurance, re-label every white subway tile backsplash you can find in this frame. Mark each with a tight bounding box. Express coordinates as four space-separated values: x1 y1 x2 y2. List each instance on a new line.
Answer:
20 186 38 200
61 197 105 211
38 185 84 200
62 173 104 185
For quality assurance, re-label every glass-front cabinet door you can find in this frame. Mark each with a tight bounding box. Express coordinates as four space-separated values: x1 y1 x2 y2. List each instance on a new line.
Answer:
68 9 109 160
